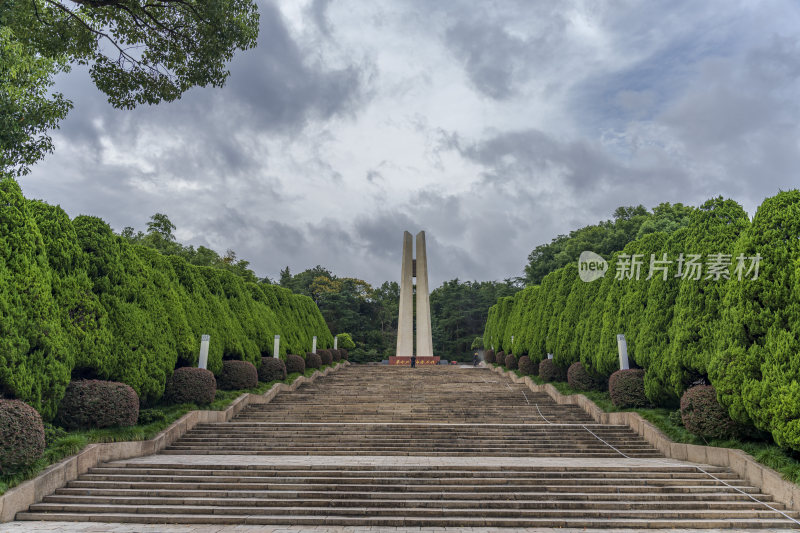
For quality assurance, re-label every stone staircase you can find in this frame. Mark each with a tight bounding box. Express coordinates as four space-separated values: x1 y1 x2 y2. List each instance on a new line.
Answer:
16 366 800 529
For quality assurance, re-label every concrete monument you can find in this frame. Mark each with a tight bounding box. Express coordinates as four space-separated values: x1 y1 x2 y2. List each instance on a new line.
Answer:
391 230 438 365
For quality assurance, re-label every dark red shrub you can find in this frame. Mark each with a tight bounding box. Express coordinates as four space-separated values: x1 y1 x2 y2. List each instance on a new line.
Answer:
609 369 647 408
539 359 566 382
56 380 139 429
518 355 533 375
496 351 505 366
567 362 601 391
484 350 495 364
681 385 739 439
339 348 348 361
258 358 287 383
0 399 45 473
505 353 518 370
319 349 333 365
286 354 306 374
216 360 258 390
331 349 342 362
306 352 322 369
165 367 216 405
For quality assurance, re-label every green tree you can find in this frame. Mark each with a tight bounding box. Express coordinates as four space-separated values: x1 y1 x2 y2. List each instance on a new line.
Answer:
666 198 750 397
709 190 800 450
0 27 71 176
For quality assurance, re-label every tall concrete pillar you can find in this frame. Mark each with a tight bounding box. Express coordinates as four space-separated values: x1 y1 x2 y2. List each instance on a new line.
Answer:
396 231 414 357
415 231 434 358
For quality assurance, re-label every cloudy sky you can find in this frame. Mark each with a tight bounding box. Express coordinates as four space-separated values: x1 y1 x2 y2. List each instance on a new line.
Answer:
20 0 800 287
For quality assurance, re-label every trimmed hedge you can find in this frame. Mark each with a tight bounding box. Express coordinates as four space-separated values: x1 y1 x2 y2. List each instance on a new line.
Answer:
164 367 216 405
538 359 565 382
306 352 322 369
484 349 495 364
0 399 46 473
567 362 600 391
286 354 305 374
680 385 738 439
216 360 258 390
319 349 333 365
609 369 648 408
496 351 505 366
517 355 533 375
258 357 287 383
339 349 348 361
55 380 139 429
331 349 341 362
504 353 518 370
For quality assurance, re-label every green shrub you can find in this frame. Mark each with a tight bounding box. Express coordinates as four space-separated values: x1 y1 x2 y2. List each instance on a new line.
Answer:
504 353 517 370
484 349 495 364
55 380 139 429
517 355 533 375
306 352 322 370
164 367 216 405
286 354 305 374
538 359 565 382
318 349 333 365
216 360 258 390
608 369 647 408
0 399 46 473
137 408 168 425
0 178 71 420
336 333 356 349
680 385 739 439
567 362 601 391
258 358 286 382
709 190 800 451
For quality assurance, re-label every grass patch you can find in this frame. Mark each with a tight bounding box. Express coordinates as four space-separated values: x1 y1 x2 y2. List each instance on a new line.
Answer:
0 362 342 496
502 364 800 485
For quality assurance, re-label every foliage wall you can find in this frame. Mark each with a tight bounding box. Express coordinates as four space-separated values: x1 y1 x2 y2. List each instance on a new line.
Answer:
0 178 332 418
484 192 800 452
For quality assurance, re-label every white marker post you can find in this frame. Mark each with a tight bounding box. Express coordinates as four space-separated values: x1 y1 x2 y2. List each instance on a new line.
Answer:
312 336 317 354
273 335 280 359
547 353 553 360
198 334 210 370
617 334 629 370
334 336 338 350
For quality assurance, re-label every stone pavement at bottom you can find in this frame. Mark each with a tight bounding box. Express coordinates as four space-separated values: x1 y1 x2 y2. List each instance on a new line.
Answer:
2 523 797 532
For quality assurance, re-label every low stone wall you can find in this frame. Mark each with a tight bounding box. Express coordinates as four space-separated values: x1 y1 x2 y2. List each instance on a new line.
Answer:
489 364 800 511
0 362 349 522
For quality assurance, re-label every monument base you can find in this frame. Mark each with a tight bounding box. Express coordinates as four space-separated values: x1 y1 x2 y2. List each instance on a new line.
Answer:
389 356 440 366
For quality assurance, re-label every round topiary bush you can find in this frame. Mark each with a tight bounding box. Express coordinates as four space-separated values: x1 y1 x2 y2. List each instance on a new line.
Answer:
56 380 139 429
331 349 342 362
496 351 505 366
680 385 739 439
319 349 333 365
505 353 518 370
258 358 287 383
538 359 566 382
286 354 306 374
165 367 216 405
609 369 648 408
484 349 495 364
216 360 258 390
518 355 533 375
0 399 46 473
339 349 348 361
306 352 322 369
567 362 600 391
